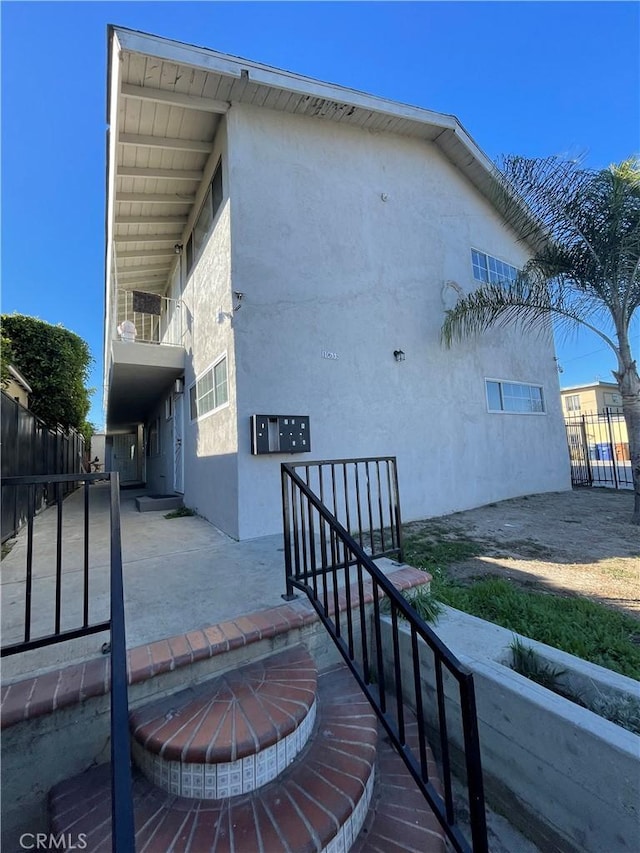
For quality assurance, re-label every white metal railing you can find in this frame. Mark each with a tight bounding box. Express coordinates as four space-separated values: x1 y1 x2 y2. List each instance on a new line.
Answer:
115 289 182 346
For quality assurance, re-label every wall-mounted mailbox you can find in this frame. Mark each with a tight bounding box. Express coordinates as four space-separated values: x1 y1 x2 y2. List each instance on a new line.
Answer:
251 415 311 455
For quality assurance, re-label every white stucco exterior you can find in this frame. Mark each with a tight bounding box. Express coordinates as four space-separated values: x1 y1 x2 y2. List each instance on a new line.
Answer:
177 104 569 539
105 31 570 540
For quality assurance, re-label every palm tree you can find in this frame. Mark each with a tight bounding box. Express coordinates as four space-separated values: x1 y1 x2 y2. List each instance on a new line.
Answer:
442 156 640 524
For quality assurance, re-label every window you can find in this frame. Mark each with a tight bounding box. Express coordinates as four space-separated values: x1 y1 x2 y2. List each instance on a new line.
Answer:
190 356 229 420
565 394 581 412
486 380 545 414
186 160 224 276
472 249 518 285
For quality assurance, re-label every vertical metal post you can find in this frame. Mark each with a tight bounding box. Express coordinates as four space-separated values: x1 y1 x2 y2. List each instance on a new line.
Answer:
281 465 295 600
605 409 619 489
460 674 488 853
392 458 403 561
55 481 63 635
83 479 90 627
411 625 429 781
108 473 136 852
435 659 455 825
581 415 593 486
24 484 35 643
391 604 405 743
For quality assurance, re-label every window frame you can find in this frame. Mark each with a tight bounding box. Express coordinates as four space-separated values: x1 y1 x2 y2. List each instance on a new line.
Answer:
485 379 546 415
185 159 224 278
189 353 229 423
471 248 518 286
564 394 581 412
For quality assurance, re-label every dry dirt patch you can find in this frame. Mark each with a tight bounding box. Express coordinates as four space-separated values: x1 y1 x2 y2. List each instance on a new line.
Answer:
406 488 639 619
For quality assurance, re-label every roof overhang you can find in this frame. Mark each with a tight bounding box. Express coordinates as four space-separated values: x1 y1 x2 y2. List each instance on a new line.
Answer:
105 25 546 296
8 364 32 394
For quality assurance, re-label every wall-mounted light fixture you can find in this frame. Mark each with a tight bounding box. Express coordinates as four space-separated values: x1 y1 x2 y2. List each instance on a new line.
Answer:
174 243 184 255
233 291 245 311
393 349 406 362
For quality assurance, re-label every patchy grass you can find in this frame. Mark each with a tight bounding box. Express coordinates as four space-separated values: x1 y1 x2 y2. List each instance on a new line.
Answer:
164 506 196 519
510 637 567 691
441 576 640 679
403 523 640 679
382 586 444 625
510 637 640 735
403 528 480 573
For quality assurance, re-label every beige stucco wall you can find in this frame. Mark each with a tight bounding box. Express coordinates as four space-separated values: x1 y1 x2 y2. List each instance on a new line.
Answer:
4 378 29 408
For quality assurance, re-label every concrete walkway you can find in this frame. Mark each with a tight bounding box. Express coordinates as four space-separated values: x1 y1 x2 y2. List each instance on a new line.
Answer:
1 484 400 677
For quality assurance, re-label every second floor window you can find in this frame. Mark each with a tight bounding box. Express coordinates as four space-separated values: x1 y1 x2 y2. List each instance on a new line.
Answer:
186 160 224 277
472 249 518 286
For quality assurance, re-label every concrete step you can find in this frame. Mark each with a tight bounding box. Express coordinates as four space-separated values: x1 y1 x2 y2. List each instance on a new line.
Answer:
130 645 318 797
135 495 183 513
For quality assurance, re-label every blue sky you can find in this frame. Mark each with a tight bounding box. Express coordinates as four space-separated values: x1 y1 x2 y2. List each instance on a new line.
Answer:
2 1 638 428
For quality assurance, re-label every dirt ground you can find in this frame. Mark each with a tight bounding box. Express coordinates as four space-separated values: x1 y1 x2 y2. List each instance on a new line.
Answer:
407 488 640 619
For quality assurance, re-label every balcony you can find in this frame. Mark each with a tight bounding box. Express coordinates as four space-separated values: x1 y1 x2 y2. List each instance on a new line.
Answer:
107 290 185 429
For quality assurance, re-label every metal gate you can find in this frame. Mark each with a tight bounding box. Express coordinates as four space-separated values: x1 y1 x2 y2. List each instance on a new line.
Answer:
565 411 633 489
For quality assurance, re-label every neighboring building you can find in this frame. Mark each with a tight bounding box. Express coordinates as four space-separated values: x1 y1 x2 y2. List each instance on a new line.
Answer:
4 365 32 409
103 26 570 540
560 381 623 416
561 382 630 464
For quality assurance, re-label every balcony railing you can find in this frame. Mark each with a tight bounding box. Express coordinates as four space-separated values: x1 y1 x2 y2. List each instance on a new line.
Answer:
115 289 182 347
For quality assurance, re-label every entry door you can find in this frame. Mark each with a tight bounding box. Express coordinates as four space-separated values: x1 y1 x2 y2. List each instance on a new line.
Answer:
173 393 184 493
112 433 138 483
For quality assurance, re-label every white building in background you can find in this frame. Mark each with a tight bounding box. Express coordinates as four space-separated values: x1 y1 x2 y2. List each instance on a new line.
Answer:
103 26 570 540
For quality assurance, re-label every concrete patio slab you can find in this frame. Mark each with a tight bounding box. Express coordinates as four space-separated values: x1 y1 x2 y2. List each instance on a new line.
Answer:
1 483 406 678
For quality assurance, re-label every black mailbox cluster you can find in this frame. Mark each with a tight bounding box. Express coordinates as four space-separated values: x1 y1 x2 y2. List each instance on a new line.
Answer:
251 415 311 455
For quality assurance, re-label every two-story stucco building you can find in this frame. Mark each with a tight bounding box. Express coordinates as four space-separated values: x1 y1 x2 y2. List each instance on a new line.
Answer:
103 26 570 540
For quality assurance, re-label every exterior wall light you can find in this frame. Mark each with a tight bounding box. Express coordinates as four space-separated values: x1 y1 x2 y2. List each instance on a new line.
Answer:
393 350 405 362
174 244 184 255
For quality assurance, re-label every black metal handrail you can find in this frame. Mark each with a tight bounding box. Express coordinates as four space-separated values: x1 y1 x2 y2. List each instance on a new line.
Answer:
283 456 402 600
1 473 136 851
282 461 488 853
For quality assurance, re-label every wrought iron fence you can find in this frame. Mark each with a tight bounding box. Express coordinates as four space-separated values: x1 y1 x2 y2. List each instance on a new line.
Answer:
1 392 86 542
282 457 402 601
281 460 487 853
0 472 136 851
565 410 633 489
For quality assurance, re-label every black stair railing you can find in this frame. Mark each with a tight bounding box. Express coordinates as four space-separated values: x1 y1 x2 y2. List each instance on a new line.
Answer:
1 473 136 852
281 459 488 853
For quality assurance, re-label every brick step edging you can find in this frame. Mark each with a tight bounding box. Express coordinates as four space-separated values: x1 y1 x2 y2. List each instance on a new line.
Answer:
1 566 430 729
130 645 318 798
49 666 379 852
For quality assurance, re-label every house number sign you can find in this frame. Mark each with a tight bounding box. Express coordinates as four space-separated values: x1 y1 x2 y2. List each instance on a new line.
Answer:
321 350 339 360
